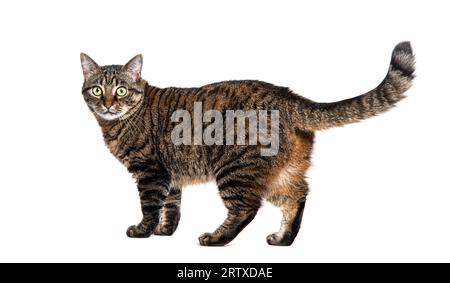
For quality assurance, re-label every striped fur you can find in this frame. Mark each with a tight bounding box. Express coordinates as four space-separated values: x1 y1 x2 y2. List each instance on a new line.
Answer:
294 42 415 131
80 42 415 246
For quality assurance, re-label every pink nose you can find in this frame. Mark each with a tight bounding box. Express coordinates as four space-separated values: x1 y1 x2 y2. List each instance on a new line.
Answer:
104 100 114 109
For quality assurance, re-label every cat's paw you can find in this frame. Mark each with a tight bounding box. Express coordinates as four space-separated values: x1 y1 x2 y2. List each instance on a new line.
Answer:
266 233 293 246
126 225 152 238
198 232 228 246
154 224 177 236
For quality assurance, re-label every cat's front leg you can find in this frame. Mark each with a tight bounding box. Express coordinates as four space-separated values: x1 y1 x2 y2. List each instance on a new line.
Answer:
154 187 182 236
126 175 171 238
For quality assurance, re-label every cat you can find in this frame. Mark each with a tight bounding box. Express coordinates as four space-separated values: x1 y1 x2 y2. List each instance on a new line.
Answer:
80 42 415 246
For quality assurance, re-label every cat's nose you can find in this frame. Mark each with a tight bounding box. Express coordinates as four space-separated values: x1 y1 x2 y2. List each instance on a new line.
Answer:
104 100 114 109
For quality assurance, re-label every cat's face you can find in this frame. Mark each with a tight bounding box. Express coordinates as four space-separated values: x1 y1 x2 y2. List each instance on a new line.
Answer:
80 54 145 121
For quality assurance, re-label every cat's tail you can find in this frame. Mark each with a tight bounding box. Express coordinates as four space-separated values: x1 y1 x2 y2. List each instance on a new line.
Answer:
296 42 415 132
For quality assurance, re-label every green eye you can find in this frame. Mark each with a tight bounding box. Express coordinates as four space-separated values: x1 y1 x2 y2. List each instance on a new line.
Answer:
116 87 128 97
91 86 103 97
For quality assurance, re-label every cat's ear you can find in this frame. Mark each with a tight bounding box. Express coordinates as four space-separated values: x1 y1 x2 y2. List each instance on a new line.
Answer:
122 54 143 81
80 53 100 80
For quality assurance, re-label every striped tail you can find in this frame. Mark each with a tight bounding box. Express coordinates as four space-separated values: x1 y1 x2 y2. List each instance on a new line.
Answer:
298 42 415 131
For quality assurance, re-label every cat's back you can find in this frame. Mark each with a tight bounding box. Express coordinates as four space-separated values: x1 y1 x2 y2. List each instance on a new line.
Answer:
197 79 312 108
200 79 280 93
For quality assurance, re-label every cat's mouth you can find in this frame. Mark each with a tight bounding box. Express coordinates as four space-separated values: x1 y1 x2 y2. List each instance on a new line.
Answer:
103 109 116 115
96 110 122 120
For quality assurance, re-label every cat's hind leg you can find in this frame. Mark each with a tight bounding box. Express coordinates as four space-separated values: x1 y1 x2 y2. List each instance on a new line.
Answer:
265 132 312 246
266 183 307 246
198 175 262 246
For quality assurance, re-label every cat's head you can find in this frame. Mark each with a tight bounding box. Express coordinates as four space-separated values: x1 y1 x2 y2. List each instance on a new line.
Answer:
80 54 146 121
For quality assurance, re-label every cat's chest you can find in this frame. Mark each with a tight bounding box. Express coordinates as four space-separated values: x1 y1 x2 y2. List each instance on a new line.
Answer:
105 137 153 168
105 139 126 162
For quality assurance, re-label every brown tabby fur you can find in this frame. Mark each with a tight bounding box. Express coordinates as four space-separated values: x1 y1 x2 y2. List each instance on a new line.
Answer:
80 42 415 246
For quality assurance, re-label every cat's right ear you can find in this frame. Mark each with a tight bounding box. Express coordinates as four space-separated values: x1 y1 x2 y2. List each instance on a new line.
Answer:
80 53 100 80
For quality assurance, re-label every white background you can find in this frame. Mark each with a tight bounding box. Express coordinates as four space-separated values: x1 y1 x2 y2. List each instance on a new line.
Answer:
0 0 449 263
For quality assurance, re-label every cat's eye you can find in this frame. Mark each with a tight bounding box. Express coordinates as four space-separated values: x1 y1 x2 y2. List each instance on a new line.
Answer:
116 87 128 97
91 86 103 97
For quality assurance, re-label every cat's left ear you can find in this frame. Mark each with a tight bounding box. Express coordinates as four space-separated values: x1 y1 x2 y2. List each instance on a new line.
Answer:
122 54 143 81
80 53 100 80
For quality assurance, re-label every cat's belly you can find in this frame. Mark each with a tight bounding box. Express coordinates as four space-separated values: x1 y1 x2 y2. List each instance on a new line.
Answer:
166 155 214 188
170 174 215 189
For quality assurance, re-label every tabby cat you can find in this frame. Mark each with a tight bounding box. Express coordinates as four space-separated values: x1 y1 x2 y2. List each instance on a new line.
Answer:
80 42 415 246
